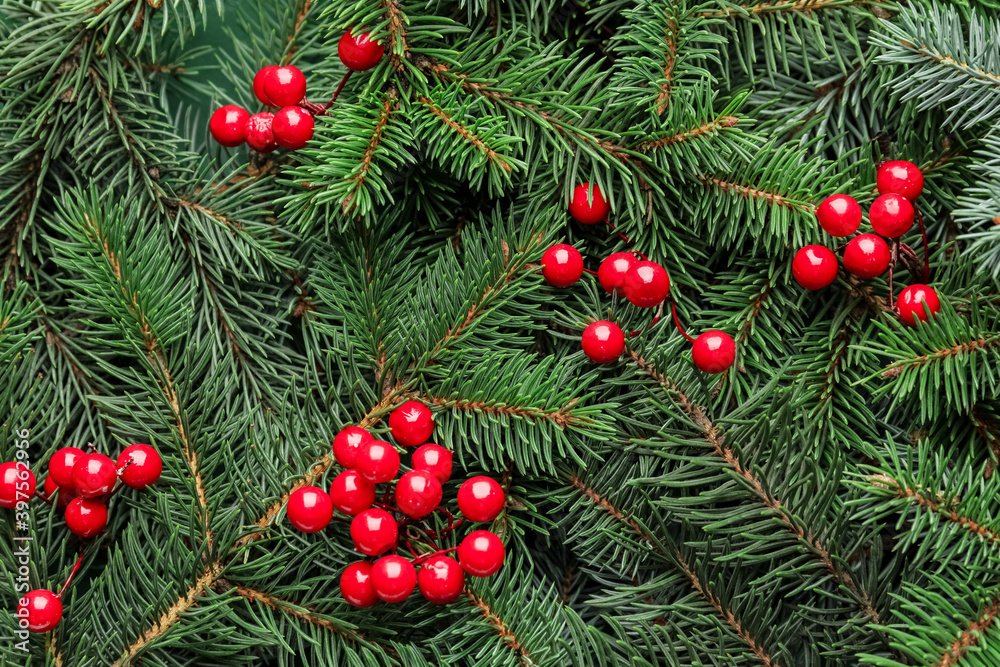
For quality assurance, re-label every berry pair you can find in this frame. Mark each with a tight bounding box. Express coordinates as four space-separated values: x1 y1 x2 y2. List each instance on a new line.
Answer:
580 321 735 374
210 65 314 152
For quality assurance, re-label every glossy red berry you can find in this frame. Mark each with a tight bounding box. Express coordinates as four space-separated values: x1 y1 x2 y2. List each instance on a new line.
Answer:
843 234 891 279
272 106 314 150
354 440 401 483
458 530 505 577
338 30 384 72
623 261 670 308
388 401 434 447
116 444 162 489
0 462 35 509
816 194 862 237
569 183 610 224
333 426 373 468
286 486 333 533
17 590 62 633
395 470 443 519
870 193 914 238
897 284 941 326
330 469 376 516
877 160 924 201
49 447 84 489
350 508 398 556
340 561 378 608
44 476 75 509
245 112 277 153
581 321 625 364
411 444 452 483
541 244 584 288
371 555 416 603
71 453 116 498
263 65 306 107
457 476 505 522
418 555 465 604
65 497 108 538
792 245 839 290
598 252 638 296
209 105 250 147
253 66 278 105
692 331 736 374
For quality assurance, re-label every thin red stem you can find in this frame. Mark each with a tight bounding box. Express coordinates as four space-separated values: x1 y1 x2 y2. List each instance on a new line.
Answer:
412 546 459 566
671 299 696 343
914 205 930 282
603 220 649 261
323 71 353 113
628 314 660 337
35 490 53 505
57 551 85 598
583 268 598 276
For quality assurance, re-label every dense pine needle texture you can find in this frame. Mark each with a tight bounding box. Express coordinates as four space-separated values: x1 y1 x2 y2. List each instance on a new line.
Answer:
3 0 1000 665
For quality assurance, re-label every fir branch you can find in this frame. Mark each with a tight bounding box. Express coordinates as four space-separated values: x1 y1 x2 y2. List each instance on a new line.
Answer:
464 590 531 666
695 175 817 213
695 0 873 18
381 0 408 71
344 93 398 214
880 337 1000 379
424 394 585 429
281 0 313 65
417 96 513 173
46 635 63 667
173 199 243 231
931 596 1000 667
738 276 773 344
233 585 380 647
636 116 740 152
653 13 679 115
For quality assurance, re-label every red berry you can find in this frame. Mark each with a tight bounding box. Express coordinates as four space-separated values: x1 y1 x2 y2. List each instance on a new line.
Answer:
330 469 376 516
691 331 736 374
286 486 333 533
411 444 452 483
388 401 434 447
116 444 162 489
0 462 35 509
65 497 108 538
272 106 314 150
877 160 924 201
623 261 670 308
71 453 116 498
897 284 941 326
354 441 400 483
338 30 384 72
418 555 465 604
340 561 378 607
816 194 862 237
569 183 610 224
458 530 505 577
333 426 373 468
541 244 584 288
370 555 416 603
209 105 250 147
395 470 443 518
843 234 891 279
49 447 84 489
350 508 398 556
870 193 914 238
263 65 306 107
245 112 278 153
792 245 839 290
17 590 62 633
581 321 625 364
44 476 75 509
253 65 278 105
457 476 505 522
598 252 638 296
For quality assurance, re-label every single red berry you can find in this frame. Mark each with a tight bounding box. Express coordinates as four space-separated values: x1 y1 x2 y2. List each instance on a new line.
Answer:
253 65 278 105
395 470 443 519
843 234 891 279
329 469 376 516
272 106 314 150
49 447 84 489
354 441 400 483
71 453 116 498
816 194 862 237
458 530 505 577
411 444 452 483
870 193 914 238
877 160 924 201
418 555 465 604
598 252 638 296
17 590 63 633
338 30 384 72
388 401 434 447
581 321 625 364
44 476 75 509
65 497 108 538
457 476 505 522
623 261 670 308
370 555 417 603
286 486 333 533
569 183 610 224
245 112 278 153
340 561 378 608
692 331 736 375
897 284 941 326
792 245 839 290
116 444 162 489
263 65 306 107
333 426 373 468
0 462 36 509
541 244 584 288
209 105 250 147
350 508 398 556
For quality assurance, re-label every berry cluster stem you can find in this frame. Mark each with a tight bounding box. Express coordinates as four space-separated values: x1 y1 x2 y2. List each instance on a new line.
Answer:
57 550 85 598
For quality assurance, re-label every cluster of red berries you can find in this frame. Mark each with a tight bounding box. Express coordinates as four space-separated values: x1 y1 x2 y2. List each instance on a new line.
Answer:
284 401 506 606
793 161 941 326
